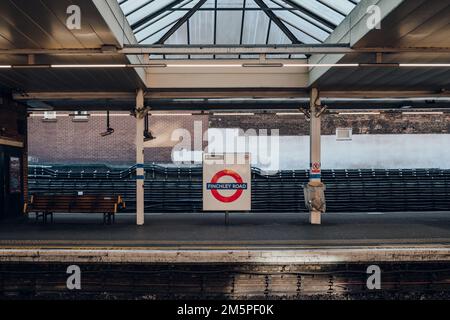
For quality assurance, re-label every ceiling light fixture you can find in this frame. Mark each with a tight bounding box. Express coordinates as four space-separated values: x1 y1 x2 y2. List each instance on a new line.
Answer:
13 64 51 69
52 64 127 68
167 64 242 68
338 112 381 115
402 111 444 115
242 63 284 68
213 112 255 116
359 63 400 68
134 63 167 68
151 113 193 116
400 63 450 67
285 63 359 67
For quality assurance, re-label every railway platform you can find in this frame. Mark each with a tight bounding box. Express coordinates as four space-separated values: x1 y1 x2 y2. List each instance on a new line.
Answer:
0 211 449 248
1 211 449 299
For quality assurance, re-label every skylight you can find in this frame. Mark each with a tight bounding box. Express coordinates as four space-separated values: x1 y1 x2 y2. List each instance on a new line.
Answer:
117 0 359 59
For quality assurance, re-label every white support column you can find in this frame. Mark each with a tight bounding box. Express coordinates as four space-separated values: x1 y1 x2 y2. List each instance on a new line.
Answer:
308 88 325 225
310 88 322 185
136 89 145 226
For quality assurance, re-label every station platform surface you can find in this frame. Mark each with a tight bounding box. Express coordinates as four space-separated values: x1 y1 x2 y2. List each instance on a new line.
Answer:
0 211 449 249
1 214 449 299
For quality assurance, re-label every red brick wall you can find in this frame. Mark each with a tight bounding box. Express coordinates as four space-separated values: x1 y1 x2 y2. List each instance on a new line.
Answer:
209 112 450 135
28 112 208 165
28 114 136 164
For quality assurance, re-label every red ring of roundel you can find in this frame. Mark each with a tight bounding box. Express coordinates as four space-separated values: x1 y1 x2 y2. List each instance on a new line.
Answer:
210 169 244 203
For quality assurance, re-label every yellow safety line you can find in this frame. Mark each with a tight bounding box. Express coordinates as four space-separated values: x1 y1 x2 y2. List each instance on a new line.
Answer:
1 246 450 251
1 241 450 251
1 238 450 246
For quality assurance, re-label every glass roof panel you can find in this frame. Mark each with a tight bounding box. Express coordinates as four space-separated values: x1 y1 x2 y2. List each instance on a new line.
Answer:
118 0 359 59
319 0 360 16
289 0 346 25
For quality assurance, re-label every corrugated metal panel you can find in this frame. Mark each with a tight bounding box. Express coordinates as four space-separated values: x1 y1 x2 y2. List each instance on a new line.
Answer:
313 0 450 92
0 0 144 92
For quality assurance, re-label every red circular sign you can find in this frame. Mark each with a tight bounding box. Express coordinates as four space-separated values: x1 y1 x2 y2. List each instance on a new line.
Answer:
210 170 244 203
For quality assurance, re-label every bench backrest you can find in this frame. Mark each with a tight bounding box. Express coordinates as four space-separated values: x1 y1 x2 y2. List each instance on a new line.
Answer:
25 195 124 214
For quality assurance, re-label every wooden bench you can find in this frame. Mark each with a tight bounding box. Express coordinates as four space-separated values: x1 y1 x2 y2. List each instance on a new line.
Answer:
24 195 126 224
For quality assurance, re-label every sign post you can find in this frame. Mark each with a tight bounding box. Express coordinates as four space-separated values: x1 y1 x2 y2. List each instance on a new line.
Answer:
203 153 251 214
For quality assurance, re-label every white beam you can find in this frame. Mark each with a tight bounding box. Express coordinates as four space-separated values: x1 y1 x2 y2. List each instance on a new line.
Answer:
146 60 309 89
309 0 405 86
136 89 145 226
92 0 146 84
13 90 450 102
2 45 450 56
13 92 136 100
309 88 323 225
310 88 322 185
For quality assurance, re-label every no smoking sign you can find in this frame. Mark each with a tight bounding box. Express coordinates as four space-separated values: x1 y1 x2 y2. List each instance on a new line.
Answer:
203 153 252 211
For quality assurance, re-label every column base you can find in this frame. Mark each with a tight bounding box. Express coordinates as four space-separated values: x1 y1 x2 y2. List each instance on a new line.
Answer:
310 211 321 225
136 210 144 226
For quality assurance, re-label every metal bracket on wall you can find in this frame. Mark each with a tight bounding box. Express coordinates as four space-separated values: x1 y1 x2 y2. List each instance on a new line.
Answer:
311 92 328 118
315 105 328 118
300 107 311 119
134 107 151 119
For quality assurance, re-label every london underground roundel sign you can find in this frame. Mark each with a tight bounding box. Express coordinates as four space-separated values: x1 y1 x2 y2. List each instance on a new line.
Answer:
203 153 252 211
207 169 248 203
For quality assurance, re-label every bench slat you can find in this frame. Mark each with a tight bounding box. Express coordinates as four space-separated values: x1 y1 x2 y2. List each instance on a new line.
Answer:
25 195 124 215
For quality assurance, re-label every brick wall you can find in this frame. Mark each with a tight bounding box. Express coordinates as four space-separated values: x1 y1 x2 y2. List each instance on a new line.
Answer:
209 112 450 135
27 110 450 165
28 112 208 165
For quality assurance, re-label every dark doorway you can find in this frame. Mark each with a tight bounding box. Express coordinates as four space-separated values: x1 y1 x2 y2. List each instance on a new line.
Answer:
0 149 4 219
0 145 23 220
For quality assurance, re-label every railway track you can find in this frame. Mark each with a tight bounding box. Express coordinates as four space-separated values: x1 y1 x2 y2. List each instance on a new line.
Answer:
1 262 450 299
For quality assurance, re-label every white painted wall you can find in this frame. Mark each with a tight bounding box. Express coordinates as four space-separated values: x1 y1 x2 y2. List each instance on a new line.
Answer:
203 131 450 170
282 134 450 170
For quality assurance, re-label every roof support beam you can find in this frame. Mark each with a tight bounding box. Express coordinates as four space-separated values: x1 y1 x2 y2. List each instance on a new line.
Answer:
136 0 197 43
213 0 218 59
14 90 450 102
156 0 208 44
254 0 301 44
125 0 157 17
308 0 405 86
14 87 450 111
2 45 450 56
281 0 337 29
270 0 331 34
238 0 247 59
122 45 450 55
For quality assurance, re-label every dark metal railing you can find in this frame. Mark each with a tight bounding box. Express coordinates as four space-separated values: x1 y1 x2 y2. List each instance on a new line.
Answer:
28 165 450 213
